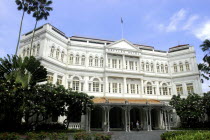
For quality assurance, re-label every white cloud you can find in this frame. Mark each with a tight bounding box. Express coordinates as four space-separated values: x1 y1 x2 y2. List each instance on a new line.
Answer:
193 21 210 41
166 9 187 32
183 15 199 30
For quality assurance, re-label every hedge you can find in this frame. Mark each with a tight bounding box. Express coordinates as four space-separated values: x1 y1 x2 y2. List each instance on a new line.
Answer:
73 132 112 140
161 131 210 140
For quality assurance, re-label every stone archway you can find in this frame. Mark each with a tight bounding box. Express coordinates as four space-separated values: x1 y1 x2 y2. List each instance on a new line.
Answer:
109 107 124 130
90 106 103 130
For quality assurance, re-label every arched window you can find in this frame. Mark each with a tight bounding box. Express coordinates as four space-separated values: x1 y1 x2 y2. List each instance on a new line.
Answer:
185 61 190 71
162 83 168 95
95 56 99 67
147 82 152 94
161 64 164 72
146 62 149 71
180 62 183 71
151 63 154 72
157 63 160 72
75 54 80 64
141 62 144 71
36 44 40 56
61 51 64 62
93 78 99 92
27 48 30 56
100 57 104 67
32 45 36 56
89 56 93 66
50 46 55 57
81 55 85 65
174 63 177 72
56 49 60 59
23 49 26 57
69 54 73 64
165 64 168 73
72 77 80 91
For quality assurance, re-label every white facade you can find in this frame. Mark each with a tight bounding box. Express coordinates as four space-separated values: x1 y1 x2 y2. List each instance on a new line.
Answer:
18 23 202 131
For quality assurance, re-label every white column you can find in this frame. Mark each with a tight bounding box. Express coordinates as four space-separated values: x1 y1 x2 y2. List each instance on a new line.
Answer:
128 107 131 132
146 109 149 131
84 76 89 92
168 111 171 130
125 108 128 132
149 108 152 131
104 108 107 132
164 110 168 130
107 108 110 132
88 109 91 132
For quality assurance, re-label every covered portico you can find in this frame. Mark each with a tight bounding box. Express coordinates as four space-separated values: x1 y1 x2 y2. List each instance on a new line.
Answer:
85 98 173 132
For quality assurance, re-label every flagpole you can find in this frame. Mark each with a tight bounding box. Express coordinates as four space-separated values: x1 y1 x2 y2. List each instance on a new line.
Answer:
121 17 124 39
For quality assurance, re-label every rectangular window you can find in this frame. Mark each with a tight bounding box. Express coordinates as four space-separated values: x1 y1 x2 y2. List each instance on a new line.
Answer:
153 87 156 95
118 60 121 69
137 85 139 94
126 61 128 69
159 87 162 95
112 59 117 68
129 61 134 70
112 83 117 93
100 59 104 67
73 81 79 91
130 84 135 94
127 84 129 93
108 59 111 68
89 83 91 91
81 57 85 65
57 76 62 85
176 84 183 95
119 83 122 93
169 88 171 95
187 83 194 94
47 73 53 84
89 58 93 66
68 82 71 89
93 82 99 92
101 84 103 92
135 62 138 71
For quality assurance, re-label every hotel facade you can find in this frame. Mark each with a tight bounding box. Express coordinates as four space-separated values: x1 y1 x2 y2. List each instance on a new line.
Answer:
18 23 202 131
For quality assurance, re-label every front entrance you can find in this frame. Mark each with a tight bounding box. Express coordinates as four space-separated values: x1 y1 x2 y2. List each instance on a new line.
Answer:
109 107 124 130
90 106 103 130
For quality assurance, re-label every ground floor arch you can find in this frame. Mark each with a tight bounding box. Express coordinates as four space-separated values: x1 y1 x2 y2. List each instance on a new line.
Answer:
109 107 125 130
90 106 103 130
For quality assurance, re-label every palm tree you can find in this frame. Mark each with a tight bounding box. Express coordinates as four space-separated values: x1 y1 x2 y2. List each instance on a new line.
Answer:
198 39 210 84
15 0 35 56
0 55 47 88
30 0 53 56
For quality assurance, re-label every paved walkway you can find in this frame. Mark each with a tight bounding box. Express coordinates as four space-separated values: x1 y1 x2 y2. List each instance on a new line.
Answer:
111 130 166 140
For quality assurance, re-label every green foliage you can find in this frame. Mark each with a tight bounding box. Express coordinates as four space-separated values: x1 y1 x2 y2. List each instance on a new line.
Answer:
161 131 210 140
26 132 68 140
170 94 206 128
73 132 92 140
198 39 210 84
0 132 20 140
203 92 210 117
0 55 47 88
93 132 112 140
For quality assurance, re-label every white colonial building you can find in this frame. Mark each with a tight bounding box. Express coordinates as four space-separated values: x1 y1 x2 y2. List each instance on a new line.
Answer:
18 23 202 131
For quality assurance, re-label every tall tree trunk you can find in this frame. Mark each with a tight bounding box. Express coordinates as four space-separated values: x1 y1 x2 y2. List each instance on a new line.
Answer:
30 20 38 56
15 11 25 56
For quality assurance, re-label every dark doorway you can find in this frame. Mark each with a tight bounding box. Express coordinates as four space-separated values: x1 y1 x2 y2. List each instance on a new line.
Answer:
109 107 124 130
90 106 103 130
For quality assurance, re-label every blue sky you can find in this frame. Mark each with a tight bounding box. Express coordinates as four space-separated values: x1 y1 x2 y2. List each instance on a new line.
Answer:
0 0 209 92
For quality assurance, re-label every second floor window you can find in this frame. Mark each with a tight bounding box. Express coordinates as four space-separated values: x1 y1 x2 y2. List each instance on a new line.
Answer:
69 54 73 64
147 82 152 94
81 55 85 65
100 57 104 67
56 49 60 59
176 84 183 95
57 76 62 85
89 56 93 66
180 62 184 71
112 83 117 93
174 64 177 72
186 62 190 71
130 84 135 94
95 57 99 67
50 47 55 57
129 61 134 70
75 54 80 64
162 83 168 95
47 73 53 84
187 83 194 94
93 79 99 92
72 77 80 91
112 59 117 68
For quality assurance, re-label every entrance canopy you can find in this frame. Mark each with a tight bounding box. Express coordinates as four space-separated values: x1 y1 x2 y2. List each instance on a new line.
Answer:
92 98 163 106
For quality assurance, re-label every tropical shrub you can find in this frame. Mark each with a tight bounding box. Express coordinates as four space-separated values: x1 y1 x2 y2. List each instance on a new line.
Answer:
73 132 92 140
0 133 20 140
26 132 68 140
93 132 112 140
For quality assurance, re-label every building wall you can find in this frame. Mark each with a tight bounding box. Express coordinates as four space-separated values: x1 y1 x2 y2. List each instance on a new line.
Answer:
18 23 203 102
